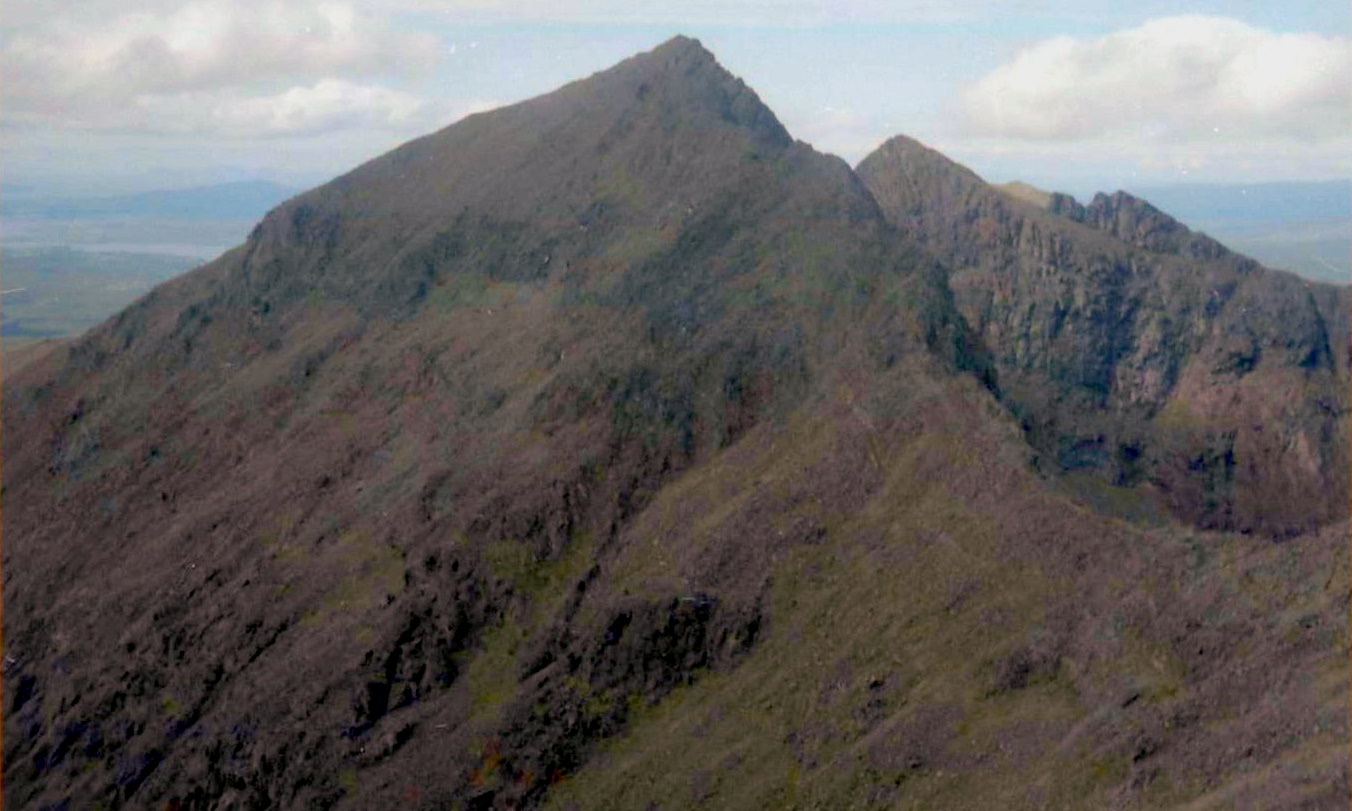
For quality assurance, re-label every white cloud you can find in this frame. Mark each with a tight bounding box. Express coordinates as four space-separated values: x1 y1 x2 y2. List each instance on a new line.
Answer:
358 0 1065 27
784 105 889 165
958 15 1351 142
0 0 1167 29
2 0 440 135
145 80 429 137
938 134 1352 190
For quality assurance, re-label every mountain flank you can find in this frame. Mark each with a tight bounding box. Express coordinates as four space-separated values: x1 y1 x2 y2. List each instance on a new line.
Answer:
859 134 1350 536
3 37 1347 811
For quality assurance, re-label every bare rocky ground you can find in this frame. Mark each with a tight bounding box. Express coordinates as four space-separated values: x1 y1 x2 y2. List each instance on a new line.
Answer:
3 37 1347 810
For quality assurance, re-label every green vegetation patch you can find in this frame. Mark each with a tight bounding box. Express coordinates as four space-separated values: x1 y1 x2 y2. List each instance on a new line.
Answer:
467 532 599 718
427 271 523 314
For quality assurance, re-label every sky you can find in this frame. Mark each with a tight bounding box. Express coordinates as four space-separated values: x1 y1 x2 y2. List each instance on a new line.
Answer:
3 0 1349 199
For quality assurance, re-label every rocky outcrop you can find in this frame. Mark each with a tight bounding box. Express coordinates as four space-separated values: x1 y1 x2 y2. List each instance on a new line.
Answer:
1049 190 1240 264
859 136 1350 535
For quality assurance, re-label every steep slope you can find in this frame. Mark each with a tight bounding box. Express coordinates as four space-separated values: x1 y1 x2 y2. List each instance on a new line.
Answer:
858 135 1351 536
1 38 980 810
2 39 1346 811
541 385 1348 811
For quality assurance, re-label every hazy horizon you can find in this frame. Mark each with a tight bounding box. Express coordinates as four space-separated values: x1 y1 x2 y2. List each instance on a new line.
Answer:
3 3 1348 199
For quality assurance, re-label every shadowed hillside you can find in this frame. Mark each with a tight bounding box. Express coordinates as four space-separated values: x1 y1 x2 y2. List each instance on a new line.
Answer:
859 135 1351 536
3 38 1347 811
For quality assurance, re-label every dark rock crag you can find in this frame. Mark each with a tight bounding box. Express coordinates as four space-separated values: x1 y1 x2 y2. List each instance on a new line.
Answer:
859 135 1350 535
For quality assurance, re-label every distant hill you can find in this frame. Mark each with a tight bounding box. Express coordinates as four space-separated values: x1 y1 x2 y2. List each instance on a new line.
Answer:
1 179 295 221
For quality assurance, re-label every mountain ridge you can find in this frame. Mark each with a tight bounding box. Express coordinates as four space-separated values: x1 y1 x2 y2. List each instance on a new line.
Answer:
4 37 993 809
1047 189 1240 264
3 37 1346 811
857 135 1349 536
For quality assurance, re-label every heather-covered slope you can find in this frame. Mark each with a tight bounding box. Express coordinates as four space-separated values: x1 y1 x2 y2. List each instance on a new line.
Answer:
542 378 1348 811
2 38 1346 811
858 135 1351 536
1 38 978 809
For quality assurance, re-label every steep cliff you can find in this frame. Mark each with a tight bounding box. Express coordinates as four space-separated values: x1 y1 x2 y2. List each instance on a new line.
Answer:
859 135 1350 535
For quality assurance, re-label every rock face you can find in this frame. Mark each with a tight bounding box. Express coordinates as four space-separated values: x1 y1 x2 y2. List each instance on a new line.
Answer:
3 38 1347 811
858 135 1350 536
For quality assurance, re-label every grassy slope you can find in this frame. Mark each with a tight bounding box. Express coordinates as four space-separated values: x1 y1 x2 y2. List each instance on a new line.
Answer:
537 369 1348 810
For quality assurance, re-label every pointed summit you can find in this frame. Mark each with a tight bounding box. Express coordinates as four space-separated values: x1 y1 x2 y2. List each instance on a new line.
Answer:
580 33 792 147
648 34 716 60
240 35 797 314
855 135 988 221
863 134 983 183
313 33 789 217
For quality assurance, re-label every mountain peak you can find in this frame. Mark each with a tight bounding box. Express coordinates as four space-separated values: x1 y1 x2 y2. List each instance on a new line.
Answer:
605 35 790 147
251 35 795 293
855 134 990 223
650 34 715 61
867 136 982 177
859 135 989 195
